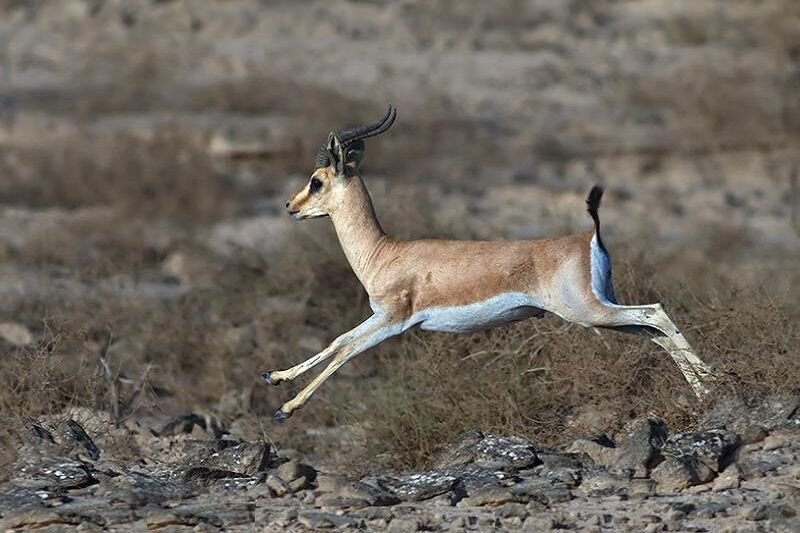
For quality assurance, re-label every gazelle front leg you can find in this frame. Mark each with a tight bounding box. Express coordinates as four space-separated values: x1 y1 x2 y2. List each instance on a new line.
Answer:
271 315 403 421
262 314 388 385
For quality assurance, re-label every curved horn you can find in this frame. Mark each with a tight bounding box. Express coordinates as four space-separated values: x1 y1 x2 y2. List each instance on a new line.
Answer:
335 105 396 146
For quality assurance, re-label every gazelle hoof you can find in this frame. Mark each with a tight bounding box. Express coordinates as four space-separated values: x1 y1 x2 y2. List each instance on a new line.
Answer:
273 409 291 423
261 372 279 386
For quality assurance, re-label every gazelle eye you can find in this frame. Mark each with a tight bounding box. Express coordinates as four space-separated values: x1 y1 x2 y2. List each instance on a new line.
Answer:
309 177 323 194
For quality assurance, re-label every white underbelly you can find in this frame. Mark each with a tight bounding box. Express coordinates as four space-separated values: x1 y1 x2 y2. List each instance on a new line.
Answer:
414 292 546 333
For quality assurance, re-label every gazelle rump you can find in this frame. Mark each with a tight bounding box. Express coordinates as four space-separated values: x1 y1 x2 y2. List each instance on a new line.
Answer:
263 106 716 421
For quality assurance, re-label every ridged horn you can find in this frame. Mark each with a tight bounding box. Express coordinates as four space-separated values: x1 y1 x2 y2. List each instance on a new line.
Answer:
335 105 396 147
313 105 397 168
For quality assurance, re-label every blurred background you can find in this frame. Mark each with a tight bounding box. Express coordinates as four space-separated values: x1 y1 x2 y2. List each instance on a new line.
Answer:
0 0 798 471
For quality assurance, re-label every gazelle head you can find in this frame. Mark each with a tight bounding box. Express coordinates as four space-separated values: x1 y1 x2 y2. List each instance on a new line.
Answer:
286 105 396 219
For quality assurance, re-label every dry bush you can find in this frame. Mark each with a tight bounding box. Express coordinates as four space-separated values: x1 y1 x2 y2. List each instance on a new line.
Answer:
329 252 799 470
0 128 234 221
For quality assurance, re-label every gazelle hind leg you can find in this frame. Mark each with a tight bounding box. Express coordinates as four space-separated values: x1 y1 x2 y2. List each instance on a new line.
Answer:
596 303 715 398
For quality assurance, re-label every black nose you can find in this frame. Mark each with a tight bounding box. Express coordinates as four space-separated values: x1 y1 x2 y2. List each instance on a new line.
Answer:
285 202 289 208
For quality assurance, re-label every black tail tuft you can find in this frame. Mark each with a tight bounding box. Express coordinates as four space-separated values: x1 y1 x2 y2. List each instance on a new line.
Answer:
586 185 606 249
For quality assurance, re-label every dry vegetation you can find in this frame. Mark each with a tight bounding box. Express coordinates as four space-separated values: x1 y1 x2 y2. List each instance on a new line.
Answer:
1 130 798 474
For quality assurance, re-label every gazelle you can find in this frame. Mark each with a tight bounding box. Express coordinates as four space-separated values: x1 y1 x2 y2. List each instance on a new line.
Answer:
262 106 716 421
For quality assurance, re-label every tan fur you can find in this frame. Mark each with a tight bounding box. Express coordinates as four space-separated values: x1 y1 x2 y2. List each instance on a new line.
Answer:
269 166 716 418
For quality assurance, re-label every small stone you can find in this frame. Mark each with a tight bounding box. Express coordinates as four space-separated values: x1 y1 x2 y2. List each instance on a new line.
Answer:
276 459 316 484
566 438 616 466
387 516 421 532
316 493 370 509
613 418 667 477
650 456 714 493
319 474 398 505
460 486 520 507
0 322 34 346
712 464 741 491
522 515 554 530
266 474 291 496
496 502 528 519
762 434 789 451
298 511 358 529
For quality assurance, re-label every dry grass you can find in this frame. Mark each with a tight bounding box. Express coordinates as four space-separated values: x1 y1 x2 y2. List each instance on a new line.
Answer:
1 176 798 475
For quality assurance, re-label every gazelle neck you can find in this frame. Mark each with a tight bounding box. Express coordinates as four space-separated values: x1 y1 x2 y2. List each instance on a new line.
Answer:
329 176 386 286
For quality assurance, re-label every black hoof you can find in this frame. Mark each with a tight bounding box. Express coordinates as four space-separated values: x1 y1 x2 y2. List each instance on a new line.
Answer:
261 372 279 386
273 409 291 423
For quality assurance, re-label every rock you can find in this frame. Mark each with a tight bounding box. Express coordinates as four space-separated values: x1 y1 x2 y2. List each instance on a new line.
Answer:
700 394 800 433
387 516 421 532
275 459 316 485
297 511 360 529
56 420 101 461
194 441 270 476
460 486 521 507
650 455 715 493
566 437 616 466
316 493 371 509
11 456 96 491
740 503 797 521
522 515 555 531
430 431 538 470
496 502 529 519
0 322 34 346
159 414 225 439
575 471 631 498
96 471 190 505
318 474 399 506
265 474 291 497
712 464 741 491
763 434 791 451
612 418 667 477
662 429 739 472
364 470 457 502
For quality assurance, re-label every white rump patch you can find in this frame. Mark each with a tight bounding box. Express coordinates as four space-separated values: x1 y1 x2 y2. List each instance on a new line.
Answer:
413 292 546 333
589 234 617 305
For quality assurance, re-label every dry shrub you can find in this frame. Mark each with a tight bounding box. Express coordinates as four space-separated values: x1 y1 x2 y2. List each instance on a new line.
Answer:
332 254 799 470
0 128 234 221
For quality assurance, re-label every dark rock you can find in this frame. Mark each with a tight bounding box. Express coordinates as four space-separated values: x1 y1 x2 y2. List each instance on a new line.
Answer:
159 413 225 439
650 455 715 493
430 431 538 470
145 502 254 529
575 470 631 498
363 470 457 502
612 418 667 477
316 493 371 509
11 456 96 491
662 429 739 472
536 451 593 472
56 420 100 461
194 440 270 475
184 467 249 484
96 471 191 505
318 474 398 506
510 477 573 505
700 393 800 434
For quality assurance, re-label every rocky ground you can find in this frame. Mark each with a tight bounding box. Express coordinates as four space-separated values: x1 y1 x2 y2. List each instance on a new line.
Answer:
1 395 799 531
1 1 799 531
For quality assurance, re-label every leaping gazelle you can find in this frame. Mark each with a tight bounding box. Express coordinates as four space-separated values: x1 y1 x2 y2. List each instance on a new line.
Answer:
262 106 716 421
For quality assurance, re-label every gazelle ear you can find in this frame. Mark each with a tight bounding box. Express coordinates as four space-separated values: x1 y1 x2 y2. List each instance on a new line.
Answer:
344 139 365 173
327 134 347 176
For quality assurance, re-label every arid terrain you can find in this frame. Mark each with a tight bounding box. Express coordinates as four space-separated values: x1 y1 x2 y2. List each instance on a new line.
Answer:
0 1 798 531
